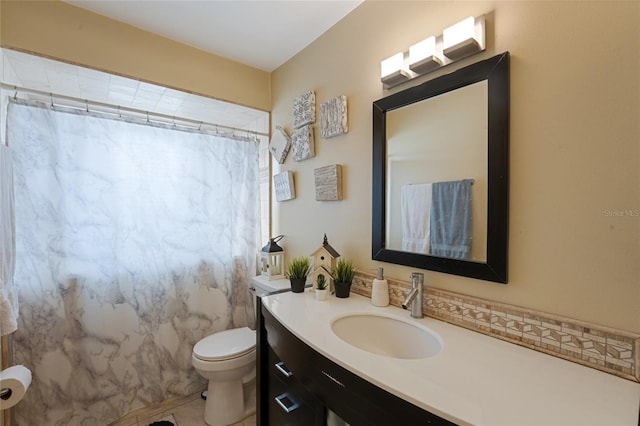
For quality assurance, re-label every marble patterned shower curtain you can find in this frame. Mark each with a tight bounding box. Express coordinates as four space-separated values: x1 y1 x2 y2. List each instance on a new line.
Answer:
7 100 261 425
0 144 18 336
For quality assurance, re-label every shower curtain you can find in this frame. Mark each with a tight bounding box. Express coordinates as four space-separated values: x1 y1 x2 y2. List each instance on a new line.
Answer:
0 144 18 336
7 99 262 425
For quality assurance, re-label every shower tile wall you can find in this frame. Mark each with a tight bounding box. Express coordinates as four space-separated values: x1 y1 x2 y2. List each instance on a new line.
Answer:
1 49 269 137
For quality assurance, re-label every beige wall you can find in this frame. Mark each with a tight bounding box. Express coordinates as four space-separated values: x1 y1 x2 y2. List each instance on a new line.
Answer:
271 1 640 332
1 0 637 332
0 0 270 111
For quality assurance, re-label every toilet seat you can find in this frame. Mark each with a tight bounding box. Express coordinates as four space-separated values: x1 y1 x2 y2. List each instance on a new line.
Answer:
194 327 256 362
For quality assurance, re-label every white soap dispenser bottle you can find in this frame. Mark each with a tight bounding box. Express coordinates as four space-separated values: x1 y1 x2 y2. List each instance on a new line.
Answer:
371 267 389 307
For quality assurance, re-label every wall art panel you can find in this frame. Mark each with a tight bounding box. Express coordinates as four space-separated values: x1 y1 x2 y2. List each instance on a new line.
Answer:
320 95 348 138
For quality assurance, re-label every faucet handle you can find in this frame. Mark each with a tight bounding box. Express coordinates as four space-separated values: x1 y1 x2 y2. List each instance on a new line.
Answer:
411 272 424 285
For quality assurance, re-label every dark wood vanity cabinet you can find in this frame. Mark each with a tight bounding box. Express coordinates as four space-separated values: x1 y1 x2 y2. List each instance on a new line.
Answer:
266 344 324 425
257 301 456 426
257 297 325 425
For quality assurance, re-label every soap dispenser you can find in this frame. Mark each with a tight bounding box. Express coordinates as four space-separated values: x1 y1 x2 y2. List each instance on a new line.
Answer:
371 267 389 307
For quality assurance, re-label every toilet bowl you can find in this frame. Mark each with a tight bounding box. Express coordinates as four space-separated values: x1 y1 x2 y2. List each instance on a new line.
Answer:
192 327 257 426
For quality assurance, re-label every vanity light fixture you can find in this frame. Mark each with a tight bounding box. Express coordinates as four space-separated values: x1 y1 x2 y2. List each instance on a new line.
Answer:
408 36 442 74
380 52 412 88
380 14 487 89
442 16 486 60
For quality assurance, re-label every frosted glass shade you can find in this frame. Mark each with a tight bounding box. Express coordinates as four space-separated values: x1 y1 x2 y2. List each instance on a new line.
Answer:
442 16 485 60
409 36 442 74
380 52 410 87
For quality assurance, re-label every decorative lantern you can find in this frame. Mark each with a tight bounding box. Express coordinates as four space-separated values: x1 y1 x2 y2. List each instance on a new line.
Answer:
261 235 285 280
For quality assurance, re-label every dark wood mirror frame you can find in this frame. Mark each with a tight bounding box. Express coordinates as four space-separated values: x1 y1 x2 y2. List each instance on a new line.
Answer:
372 52 509 284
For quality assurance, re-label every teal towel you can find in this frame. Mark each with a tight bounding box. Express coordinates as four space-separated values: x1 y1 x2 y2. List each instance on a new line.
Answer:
430 179 473 259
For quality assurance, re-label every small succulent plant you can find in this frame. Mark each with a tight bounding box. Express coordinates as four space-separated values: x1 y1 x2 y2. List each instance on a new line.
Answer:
316 274 327 290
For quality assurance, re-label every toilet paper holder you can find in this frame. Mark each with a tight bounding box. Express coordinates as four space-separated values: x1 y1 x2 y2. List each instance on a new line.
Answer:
0 387 12 400
0 364 33 410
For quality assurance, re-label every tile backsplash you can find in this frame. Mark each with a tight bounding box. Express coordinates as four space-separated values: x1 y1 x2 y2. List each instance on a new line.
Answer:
351 271 639 383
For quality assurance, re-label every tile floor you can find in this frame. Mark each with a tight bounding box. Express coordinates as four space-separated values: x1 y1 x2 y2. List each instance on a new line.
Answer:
110 391 256 426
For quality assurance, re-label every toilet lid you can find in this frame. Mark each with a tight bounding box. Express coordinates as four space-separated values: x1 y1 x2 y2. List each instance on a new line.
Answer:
194 327 256 361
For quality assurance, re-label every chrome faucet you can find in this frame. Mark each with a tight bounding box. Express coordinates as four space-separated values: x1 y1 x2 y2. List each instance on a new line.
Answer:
402 272 424 318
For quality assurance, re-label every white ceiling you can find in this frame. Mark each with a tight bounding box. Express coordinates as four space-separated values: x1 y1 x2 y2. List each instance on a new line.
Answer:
64 0 363 72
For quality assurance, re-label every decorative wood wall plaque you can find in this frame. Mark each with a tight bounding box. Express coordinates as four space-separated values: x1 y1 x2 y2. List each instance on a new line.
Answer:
269 126 291 164
320 95 348 138
291 125 315 161
274 170 295 202
314 164 343 201
293 91 316 129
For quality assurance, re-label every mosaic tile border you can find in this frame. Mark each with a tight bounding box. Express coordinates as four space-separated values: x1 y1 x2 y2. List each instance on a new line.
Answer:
351 272 640 383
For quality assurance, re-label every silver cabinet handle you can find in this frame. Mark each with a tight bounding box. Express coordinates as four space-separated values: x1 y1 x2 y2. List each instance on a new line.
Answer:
274 393 299 413
322 370 345 388
275 361 293 378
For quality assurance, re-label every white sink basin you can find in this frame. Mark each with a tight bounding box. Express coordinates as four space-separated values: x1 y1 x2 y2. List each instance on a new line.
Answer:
330 313 443 359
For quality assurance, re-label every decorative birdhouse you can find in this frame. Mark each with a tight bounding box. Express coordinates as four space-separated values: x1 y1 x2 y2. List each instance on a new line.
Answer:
309 234 340 292
261 235 285 280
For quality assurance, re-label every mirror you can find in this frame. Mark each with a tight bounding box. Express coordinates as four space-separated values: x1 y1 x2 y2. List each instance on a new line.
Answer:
372 52 509 283
385 80 489 262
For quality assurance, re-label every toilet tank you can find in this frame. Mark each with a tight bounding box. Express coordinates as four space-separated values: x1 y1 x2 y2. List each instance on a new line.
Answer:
247 275 291 329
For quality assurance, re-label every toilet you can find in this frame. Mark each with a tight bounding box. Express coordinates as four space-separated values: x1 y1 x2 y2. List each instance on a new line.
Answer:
192 327 257 426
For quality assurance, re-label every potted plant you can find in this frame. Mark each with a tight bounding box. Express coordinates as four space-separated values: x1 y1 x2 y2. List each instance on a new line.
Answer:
332 258 355 298
286 256 311 293
315 274 328 301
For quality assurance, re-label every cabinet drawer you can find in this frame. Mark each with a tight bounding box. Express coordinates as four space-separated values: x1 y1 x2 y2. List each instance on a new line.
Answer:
268 371 317 426
263 306 314 376
268 345 297 384
305 360 386 425
308 353 453 425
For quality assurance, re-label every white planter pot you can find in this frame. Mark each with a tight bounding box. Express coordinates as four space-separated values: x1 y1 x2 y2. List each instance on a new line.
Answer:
315 289 328 301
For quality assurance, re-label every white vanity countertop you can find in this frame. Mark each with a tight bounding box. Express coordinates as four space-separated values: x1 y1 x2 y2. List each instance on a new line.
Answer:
262 291 640 426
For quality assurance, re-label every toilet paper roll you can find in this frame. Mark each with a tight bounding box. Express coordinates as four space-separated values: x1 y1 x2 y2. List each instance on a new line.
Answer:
0 365 32 409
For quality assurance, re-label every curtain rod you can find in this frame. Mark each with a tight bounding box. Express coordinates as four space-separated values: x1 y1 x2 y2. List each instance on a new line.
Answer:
1 83 269 139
